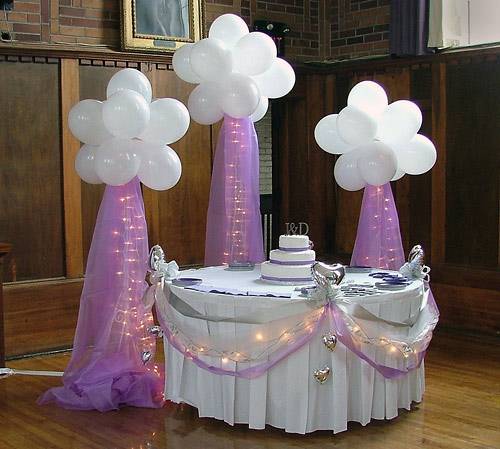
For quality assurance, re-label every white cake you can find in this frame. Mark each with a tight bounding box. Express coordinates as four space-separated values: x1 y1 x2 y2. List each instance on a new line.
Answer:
261 235 315 284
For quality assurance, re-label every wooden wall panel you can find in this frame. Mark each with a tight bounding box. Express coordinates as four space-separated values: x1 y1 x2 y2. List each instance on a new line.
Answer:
78 65 118 266
3 279 82 357
445 60 500 268
272 74 336 258
409 67 433 258
143 68 212 266
0 59 64 282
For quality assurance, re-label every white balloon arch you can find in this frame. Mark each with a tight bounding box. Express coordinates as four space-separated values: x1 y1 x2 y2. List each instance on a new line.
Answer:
173 14 296 124
69 68 190 190
315 80 437 191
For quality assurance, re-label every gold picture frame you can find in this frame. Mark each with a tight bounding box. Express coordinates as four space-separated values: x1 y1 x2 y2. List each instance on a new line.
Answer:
121 0 204 53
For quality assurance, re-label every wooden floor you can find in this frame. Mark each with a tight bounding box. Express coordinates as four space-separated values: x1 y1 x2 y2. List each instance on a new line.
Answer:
0 330 499 449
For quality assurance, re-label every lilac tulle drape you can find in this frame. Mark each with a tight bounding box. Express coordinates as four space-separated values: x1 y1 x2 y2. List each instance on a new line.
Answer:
39 177 164 411
351 183 405 270
204 115 265 266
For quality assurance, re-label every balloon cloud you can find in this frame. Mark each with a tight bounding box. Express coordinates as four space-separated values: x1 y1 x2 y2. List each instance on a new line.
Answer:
68 68 190 190
173 13 295 123
315 80 437 190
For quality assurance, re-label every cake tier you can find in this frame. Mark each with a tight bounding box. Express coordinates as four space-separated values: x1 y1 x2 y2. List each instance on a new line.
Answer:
260 261 313 283
269 249 315 265
279 234 310 251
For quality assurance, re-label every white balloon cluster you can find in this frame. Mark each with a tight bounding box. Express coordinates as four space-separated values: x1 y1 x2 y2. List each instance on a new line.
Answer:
173 14 296 124
69 69 190 190
315 81 437 191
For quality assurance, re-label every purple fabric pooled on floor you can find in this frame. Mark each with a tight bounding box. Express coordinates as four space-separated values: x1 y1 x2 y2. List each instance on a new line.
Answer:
38 178 164 411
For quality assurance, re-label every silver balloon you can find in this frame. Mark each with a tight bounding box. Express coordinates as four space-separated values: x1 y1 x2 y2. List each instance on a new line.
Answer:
311 262 345 290
141 351 152 364
148 325 163 338
313 366 331 384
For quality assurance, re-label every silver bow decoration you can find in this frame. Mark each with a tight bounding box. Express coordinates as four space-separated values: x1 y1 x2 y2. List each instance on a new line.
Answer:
399 244 431 282
149 244 180 281
143 245 179 310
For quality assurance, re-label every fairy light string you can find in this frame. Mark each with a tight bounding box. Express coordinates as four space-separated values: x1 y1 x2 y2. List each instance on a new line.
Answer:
111 186 160 377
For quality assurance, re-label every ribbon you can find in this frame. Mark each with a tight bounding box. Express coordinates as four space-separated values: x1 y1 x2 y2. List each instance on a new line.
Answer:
147 247 438 380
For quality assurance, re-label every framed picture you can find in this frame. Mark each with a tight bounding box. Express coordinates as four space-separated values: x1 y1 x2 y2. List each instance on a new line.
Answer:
121 0 204 53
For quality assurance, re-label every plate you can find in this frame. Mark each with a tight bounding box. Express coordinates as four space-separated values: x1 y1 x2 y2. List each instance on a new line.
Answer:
172 278 203 287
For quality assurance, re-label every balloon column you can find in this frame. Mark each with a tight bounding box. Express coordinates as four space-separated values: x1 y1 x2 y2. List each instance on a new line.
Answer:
315 80 436 191
173 14 296 266
40 69 189 411
70 68 189 190
315 80 437 270
173 14 295 124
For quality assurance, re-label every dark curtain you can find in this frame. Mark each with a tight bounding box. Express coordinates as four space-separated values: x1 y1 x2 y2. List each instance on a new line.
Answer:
390 0 434 56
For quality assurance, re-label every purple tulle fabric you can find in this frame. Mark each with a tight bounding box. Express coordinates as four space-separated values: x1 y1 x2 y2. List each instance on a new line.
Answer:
205 115 265 266
351 183 405 270
39 178 164 411
157 287 438 380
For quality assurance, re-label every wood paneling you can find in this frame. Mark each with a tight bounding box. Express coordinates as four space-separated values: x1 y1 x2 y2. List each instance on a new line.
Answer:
3 279 82 357
0 59 64 282
78 65 119 267
143 68 211 266
445 59 500 268
61 59 84 278
272 74 336 258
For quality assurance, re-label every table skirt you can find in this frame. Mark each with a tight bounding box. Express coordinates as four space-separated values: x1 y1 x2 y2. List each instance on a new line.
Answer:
164 327 424 434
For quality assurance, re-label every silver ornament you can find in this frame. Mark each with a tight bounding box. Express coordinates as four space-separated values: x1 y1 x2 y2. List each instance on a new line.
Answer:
322 333 337 351
311 262 345 290
148 245 166 271
149 325 163 338
313 366 331 384
141 350 152 364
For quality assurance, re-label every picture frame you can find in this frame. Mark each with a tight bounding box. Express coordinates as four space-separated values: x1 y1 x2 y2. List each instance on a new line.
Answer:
120 0 204 53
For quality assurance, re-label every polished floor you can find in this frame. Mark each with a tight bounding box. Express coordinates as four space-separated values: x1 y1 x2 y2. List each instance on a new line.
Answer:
0 330 499 449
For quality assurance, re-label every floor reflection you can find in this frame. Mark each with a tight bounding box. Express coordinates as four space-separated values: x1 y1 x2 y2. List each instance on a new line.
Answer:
1 330 499 449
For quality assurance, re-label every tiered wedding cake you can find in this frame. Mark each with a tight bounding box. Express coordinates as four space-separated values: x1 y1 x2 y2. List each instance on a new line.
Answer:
260 235 315 284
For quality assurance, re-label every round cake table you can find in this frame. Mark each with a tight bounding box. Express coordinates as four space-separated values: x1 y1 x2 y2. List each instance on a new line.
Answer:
156 265 426 434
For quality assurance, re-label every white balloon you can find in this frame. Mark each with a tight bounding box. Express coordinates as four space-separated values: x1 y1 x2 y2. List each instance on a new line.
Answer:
140 98 190 144
75 144 102 184
377 100 422 145
252 58 295 99
233 32 277 76
190 38 233 82
396 134 437 175
172 44 203 84
337 105 378 146
95 138 141 186
348 80 388 117
314 114 354 154
138 145 182 191
220 73 260 118
250 96 269 122
391 165 405 181
106 68 152 103
187 82 224 125
68 99 112 145
357 141 397 186
102 89 150 139
209 14 249 48
334 150 365 191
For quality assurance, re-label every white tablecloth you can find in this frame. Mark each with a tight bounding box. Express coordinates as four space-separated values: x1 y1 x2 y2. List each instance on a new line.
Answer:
159 266 425 434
